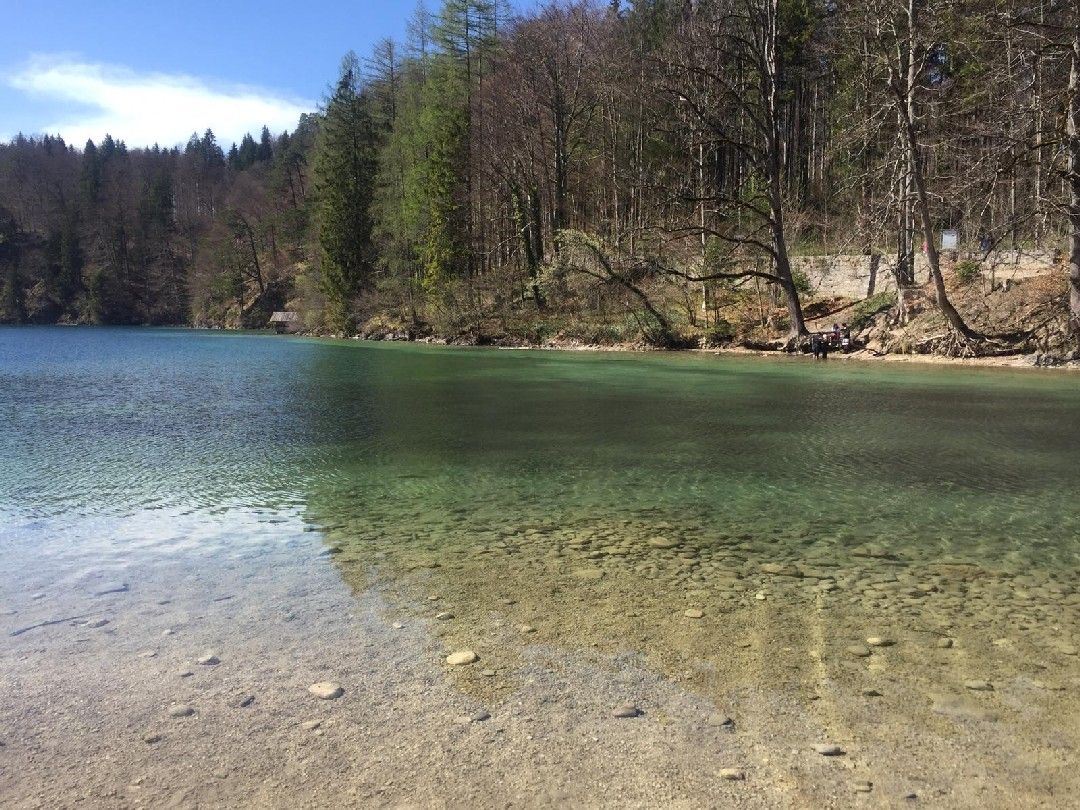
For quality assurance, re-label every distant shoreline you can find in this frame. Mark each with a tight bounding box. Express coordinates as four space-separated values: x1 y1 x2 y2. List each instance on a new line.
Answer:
320 331 1080 372
6 323 1078 371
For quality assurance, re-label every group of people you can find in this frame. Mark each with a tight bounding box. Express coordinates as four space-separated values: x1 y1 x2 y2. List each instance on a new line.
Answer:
809 323 851 359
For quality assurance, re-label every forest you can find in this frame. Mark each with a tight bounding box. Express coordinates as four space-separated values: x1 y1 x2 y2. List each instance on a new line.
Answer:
3 0 1080 355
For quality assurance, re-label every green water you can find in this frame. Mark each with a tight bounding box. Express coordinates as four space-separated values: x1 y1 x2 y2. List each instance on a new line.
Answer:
1 326 1078 575
4 327 1078 803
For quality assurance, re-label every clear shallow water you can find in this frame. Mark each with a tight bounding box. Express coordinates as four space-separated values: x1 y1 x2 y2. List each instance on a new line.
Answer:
3 326 1077 572
4 327 1079 806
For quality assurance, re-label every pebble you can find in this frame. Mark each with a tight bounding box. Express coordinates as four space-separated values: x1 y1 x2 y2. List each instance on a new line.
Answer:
860 688 883 697
236 694 255 708
168 705 195 718
812 744 844 756
707 714 735 730
177 670 194 678
866 637 894 647
480 669 497 678
647 537 680 549
1058 644 1078 656
301 720 322 731
143 734 163 744
964 680 993 691
684 609 704 619
308 682 344 700
446 650 479 666
936 638 954 649
197 654 220 666
754 592 767 601
392 622 404 629
846 645 871 658
612 704 641 718
93 583 129 596
162 629 175 636
470 710 491 722
86 619 109 629
720 768 745 781
760 563 802 577
138 650 157 659
435 612 454 621
853 781 873 793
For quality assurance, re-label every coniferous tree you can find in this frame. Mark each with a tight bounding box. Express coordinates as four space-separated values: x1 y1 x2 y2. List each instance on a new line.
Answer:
237 134 259 169
256 126 274 163
312 52 378 332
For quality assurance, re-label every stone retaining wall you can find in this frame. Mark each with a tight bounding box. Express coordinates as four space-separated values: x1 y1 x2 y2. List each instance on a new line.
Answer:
793 250 1063 299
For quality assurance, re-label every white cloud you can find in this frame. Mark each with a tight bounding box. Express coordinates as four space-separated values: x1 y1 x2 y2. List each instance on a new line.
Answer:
6 55 313 148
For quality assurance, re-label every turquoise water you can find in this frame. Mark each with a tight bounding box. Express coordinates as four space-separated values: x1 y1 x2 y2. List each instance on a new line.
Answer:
3 327 1077 574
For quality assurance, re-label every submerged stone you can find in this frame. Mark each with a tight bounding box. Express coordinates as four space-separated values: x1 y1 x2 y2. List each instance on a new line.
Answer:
647 537 680 549
308 682 344 700
446 650 479 666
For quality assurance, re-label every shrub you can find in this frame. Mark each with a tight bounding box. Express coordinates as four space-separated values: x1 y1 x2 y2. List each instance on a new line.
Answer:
954 259 982 285
849 291 896 332
703 319 736 348
791 268 813 295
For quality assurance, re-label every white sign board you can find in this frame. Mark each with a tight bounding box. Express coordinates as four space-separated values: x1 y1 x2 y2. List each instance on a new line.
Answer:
941 229 959 250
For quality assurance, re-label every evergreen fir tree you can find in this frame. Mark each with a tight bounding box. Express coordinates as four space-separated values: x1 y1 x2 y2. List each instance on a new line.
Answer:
256 126 274 162
312 52 378 332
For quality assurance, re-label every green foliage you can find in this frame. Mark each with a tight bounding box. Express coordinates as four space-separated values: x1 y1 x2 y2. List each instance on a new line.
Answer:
849 291 897 332
703 319 737 348
417 56 469 292
791 267 813 296
86 266 133 325
313 52 379 332
954 259 982 286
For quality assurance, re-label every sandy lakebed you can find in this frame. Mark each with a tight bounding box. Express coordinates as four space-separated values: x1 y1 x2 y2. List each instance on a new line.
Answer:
2 508 1078 808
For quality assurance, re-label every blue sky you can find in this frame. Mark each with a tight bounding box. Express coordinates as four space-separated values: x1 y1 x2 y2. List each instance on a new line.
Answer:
1 1 526 149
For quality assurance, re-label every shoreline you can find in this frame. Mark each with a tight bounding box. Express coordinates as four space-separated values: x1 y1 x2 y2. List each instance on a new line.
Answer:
333 331 1080 372
10 322 1080 370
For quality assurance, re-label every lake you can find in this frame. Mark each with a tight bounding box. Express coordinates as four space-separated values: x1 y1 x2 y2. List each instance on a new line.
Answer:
1 327 1078 807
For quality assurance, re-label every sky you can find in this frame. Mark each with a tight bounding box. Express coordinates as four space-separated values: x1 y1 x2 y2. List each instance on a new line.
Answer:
1 0 526 150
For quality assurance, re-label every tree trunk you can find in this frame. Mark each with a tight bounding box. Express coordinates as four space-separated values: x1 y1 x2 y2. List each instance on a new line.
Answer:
895 0 977 340
764 0 807 338
904 115 976 339
1069 18 1080 340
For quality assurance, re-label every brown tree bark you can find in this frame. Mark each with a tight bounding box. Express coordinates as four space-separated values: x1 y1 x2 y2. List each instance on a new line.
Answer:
891 0 978 341
1069 14 1080 341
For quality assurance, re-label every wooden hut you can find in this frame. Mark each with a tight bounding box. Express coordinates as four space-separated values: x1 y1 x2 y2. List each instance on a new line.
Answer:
269 311 301 334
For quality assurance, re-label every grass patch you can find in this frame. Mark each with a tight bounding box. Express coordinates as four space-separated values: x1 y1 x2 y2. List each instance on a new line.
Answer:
850 291 896 332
